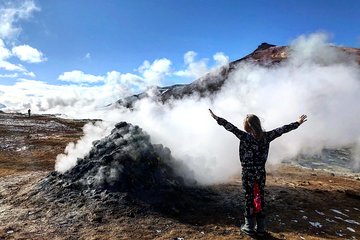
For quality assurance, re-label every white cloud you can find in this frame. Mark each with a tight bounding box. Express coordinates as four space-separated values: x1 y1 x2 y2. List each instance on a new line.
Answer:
83 52 91 60
0 39 11 60
23 71 35 77
0 60 26 72
174 51 209 78
0 39 24 74
0 73 18 78
0 0 40 40
57 58 171 90
58 70 105 83
0 40 38 77
138 58 172 86
12 44 46 63
174 51 229 79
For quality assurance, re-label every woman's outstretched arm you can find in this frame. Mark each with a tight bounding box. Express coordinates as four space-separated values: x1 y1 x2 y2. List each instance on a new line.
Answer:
266 114 307 142
209 109 246 140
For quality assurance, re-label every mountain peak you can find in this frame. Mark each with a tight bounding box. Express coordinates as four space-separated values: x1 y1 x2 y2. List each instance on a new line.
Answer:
255 42 276 51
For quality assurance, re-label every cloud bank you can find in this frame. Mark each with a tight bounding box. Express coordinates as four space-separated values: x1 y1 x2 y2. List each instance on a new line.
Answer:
0 49 229 114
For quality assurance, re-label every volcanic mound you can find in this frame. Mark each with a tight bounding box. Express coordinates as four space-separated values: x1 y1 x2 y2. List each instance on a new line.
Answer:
34 121 194 212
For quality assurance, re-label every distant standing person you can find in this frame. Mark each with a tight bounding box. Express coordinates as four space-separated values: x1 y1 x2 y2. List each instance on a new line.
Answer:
28 109 31 117
209 109 307 236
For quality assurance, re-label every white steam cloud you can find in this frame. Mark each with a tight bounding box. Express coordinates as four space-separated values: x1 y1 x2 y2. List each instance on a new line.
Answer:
55 121 115 173
7 33 360 184
174 51 229 79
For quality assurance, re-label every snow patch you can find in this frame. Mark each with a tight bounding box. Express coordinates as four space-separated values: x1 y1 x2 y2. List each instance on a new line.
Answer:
315 210 325 216
16 146 27 151
344 219 360 225
325 218 337 223
309 221 322 228
335 231 344 237
331 209 349 217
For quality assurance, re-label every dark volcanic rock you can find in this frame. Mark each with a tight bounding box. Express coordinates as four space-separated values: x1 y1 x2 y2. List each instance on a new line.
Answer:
35 122 193 210
67 122 185 191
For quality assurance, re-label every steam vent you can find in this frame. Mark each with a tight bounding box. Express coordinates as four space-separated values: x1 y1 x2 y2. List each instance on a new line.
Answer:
34 122 190 211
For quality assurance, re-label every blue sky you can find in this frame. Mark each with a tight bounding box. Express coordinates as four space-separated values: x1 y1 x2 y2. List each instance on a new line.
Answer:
0 0 359 108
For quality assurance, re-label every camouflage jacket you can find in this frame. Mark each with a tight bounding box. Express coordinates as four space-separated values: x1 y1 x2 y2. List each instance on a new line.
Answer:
217 117 299 170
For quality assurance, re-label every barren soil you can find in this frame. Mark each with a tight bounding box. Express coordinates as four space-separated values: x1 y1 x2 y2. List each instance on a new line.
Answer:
0 112 359 240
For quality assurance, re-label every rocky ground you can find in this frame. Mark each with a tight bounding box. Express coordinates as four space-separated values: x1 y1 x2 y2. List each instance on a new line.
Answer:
0 112 359 240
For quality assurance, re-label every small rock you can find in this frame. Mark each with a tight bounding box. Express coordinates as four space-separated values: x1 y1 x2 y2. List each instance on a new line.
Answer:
92 215 103 223
127 212 135 218
300 181 311 186
279 233 285 238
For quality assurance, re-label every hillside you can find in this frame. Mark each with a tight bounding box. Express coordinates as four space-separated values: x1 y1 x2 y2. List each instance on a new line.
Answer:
115 43 360 108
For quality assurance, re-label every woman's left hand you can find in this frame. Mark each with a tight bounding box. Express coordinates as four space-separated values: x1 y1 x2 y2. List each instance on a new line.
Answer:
209 109 218 120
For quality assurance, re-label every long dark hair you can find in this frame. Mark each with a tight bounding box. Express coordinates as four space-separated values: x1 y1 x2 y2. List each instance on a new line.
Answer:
244 114 264 140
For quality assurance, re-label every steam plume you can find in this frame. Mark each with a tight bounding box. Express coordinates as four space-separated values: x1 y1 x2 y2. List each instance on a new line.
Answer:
52 33 360 184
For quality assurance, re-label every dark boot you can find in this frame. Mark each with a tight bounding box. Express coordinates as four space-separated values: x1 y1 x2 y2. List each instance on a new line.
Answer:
241 216 255 236
256 215 266 236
